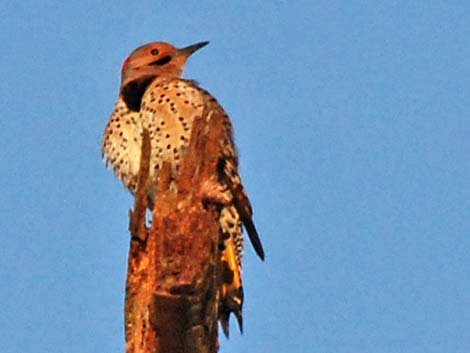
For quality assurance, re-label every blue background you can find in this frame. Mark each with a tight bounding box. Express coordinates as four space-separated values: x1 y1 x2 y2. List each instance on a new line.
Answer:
1 1 470 352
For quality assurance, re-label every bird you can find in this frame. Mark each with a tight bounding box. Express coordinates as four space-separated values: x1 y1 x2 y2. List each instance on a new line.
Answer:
102 41 264 336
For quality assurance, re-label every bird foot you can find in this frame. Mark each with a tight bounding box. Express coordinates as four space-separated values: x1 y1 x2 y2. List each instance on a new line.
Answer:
200 177 232 206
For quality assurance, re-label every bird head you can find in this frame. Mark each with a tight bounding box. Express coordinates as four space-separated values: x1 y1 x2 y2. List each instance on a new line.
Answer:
119 41 208 111
120 41 209 87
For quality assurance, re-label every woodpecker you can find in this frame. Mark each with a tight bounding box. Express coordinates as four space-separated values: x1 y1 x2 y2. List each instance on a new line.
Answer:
102 41 264 336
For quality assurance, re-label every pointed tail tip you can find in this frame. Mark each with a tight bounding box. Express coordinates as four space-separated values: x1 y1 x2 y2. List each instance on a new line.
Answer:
220 311 244 338
221 320 230 338
235 310 244 334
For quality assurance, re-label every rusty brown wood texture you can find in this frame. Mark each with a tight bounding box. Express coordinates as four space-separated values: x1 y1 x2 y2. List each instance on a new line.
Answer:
124 103 226 353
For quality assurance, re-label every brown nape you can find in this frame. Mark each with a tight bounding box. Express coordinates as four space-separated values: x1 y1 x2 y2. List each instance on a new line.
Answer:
121 76 157 112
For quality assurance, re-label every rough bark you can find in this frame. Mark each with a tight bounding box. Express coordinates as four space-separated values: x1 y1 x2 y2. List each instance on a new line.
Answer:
124 105 225 353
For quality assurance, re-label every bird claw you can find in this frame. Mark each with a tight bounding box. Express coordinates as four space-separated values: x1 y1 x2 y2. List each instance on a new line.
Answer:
200 177 232 205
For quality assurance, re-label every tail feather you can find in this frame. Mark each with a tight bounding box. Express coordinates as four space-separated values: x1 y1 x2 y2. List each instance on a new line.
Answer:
219 286 244 337
219 237 244 336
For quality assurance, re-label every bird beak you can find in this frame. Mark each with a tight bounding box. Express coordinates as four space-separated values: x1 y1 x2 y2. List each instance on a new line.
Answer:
175 41 209 57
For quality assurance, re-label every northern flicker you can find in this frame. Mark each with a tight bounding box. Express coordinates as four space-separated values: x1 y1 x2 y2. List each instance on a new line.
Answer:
102 41 264 336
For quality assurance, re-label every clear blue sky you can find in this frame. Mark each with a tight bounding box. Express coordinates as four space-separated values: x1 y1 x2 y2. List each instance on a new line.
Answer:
1 1 470 352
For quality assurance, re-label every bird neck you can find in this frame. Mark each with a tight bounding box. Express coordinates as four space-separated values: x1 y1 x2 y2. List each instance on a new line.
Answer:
120 76 157 112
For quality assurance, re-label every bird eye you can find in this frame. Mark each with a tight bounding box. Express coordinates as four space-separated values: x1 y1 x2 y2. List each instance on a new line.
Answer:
151 49 159 56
